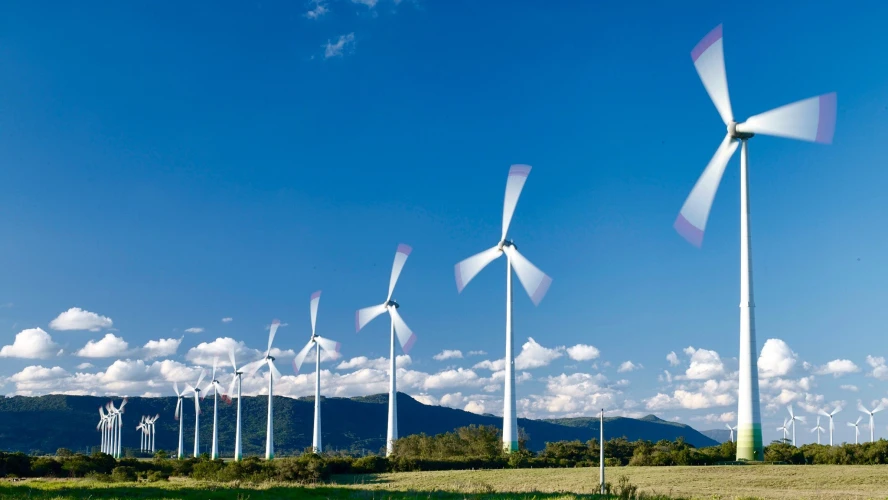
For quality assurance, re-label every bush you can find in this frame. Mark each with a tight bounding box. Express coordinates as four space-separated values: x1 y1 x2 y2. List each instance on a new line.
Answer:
144 470 169 482
31 457 62 477
191 460 225 481
55 448 74 458
352 455 388 474
111 466 138 482
84 471 112 482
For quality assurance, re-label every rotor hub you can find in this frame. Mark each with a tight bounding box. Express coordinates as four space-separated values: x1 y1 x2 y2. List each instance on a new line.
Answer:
728 121 754 140
387 299 400 309
267 355 276 362
501 239 516 250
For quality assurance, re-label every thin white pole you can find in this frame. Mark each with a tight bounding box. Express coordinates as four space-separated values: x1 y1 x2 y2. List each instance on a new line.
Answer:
266 368 274 460
193 393 200 458
599 408 605 494
212 389 219 459
178 400 185 459
235 375 243 461
503 255 518 452
313 342 322 453
386 318 398 456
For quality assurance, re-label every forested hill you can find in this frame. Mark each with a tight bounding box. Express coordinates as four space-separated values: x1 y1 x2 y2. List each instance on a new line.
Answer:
0 393 717 455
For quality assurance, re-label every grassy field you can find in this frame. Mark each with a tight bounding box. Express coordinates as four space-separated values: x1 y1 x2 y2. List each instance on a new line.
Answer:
2 466 888 499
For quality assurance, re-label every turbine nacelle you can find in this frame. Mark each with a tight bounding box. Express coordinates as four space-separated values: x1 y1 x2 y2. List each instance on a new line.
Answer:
728 121 754 140
386 300 400 309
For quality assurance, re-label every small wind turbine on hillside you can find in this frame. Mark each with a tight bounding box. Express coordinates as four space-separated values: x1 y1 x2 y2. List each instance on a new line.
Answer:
147 414 159 453
356 244 417 457
858 402 885 443
777 419 789 444
454 165 552 453
787 406 805 446
245 320 284 460
811 416 825 445
97 406 110 454
137 416 147 453
848 417 862 445
185 370 207 458
725 424 736 443
202 358 227 459
228 349 259 462
674 23 836 462
107 398 127 459
173 382 189 459
293 290 341 454
818 406 842 446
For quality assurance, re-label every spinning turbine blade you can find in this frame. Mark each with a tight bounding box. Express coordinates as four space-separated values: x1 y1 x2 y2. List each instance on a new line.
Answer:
315 336 341 356
874 402 886 414
502 164 532 240
211 357 218 382
356 303 387 332
267 319 281 355
228 349 238 373
310 291 321 336
388 307 417 354
455 246 502 293
674 134 739 247
859 403 870 414
268 358 282 381
244 359 265 377
691 24 733 125
174 398 182 420
227 374 237 399
292 340 315 374
173 381 180 397
738 93 836 144
503 245 552 306
195 370 207 391
387 244 412 301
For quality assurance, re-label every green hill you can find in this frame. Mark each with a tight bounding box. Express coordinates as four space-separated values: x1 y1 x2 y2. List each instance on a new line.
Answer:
0 393 717 456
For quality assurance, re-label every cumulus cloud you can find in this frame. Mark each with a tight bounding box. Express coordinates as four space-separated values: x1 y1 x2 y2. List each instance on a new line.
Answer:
305 0 329 19
352 0 378 7
222 318 233 323
0 328 61 359
335 355 411 371
49 307 113 332
76 334 129 358
840 384 859 392
696 412 736 424
433 350 463 361
422 368 480 390
812 359 860 377
617 361 641 373
76 363 94 370
472 338 563 372
683 347 724 380
667 351 680 367
758 339 797 379
185 337 296 367
866 356 888 380
185 327 204 334
645 379 737 410
141 338 182 360
324 33 355 58
467 350 487 357
566 344 600 362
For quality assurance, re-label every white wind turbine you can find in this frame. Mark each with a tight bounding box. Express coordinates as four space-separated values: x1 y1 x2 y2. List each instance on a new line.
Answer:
293 290 342 454
97 407 109 454
777 418 789 444
185 370 207 458
674 24 836 462
811 416 825 445
356 244 417 457
147 414 159 453
173 381 189 459
818 406 842 446
787 406 805 446
858 402 885 443
245 320 284 460
137 416 147 452
848 416 862 445
227 349 262 462
454 164 552 453
202 358 226 459
107 398 127 459
106 402 118 457
725 424 736 443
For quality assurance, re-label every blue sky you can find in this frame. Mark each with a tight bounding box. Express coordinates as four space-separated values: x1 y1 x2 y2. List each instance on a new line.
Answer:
1 0 888 444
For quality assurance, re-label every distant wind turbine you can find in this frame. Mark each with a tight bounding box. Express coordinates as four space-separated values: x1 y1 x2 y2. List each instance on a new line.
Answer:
810 416 825 445
725 424 736 443
818 406 842 446
202 358 227 459
185 369 207 458
848 416 862 445
173 382 188 459
858 402 885 443
228 349 261 462
245 320 284 460
787 406 805 446
777 418 789 444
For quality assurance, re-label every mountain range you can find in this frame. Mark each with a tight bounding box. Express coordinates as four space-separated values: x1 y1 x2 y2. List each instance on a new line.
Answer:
0 393 717 455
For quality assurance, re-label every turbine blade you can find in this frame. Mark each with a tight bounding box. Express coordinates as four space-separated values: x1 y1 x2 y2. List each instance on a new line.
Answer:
387 244 412 301
738 93 836 144
725 424 732 431
211 357 218 382
455 245 503 293
832 406 843 416
388 307 417 354
195 370 206 390
315 335 341 356
356 303 387 332
691 24 733 125
874 402 886 414
502 164 532 240
184 384 195 395
267 319 281 355
203 381 215 399
244 358 265 377
796 415 806 424
228 349 238 373
175 399 182 420
268 358 282 381
674 133 739 247
856 416 863 425
859 403 870 414
173 381 179 397
227 374 238 399
847 422 855 428
788 406 795 419
310 291 321 337
503 245 552 306
292 340 315 374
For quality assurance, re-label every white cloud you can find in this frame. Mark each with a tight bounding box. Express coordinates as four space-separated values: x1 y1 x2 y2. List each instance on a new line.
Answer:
422 368 480 390
617 361 641 373
305 0 329 19
433 350 463 361
185 327 204 334
812 359 860 377
76 334 129 358
515 338 563 370
683 347 724 380
221 317 233 323
335 355 411 371
566 344 600 362
351 0 378 7
76 363 94 370
184 337 297 367
696 412 736 424
142 338 182 360
0 328 61 359
473 359 505 371
866 355 888 380
467 350 487 357
645 379 737 411
658 370 673 384
10 365 69 383
49 307 113 332
667 351 680 367
840 384 859 392
324 33 355 59
758 339 797 379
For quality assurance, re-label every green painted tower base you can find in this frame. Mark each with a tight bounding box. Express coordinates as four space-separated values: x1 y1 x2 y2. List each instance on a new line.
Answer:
736 423 763 461
503 441 519 453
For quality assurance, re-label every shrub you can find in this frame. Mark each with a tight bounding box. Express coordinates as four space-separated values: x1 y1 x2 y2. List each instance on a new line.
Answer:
191 460 225 481
31 457 62 477
111 466 138 482
55 448 74 458
352 455 388 474
84 471 112 482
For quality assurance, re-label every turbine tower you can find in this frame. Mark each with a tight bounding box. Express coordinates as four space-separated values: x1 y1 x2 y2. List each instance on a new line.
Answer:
356 244 417 457
818 406 842 446
675 24 836 462
202 358 226 459
848 417 862 445
858 402 885 443
811 416 824 445
454 165 552 452
148 414 159 453
246 320 284 460
228 349 257 462
173 382 188 459
293 290 342 454
185 370 207 458
787 406 805 446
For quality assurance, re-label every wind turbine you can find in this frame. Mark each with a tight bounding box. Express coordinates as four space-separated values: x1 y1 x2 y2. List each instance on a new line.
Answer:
185 370 207 458
674 24 837 462
848 416 862 445
137 416 146 452
106 401 118 458
245 320 284 460
293 291 341 454
818 406 842 446
811 416 825 445
173 381 188 459
725 424 736 443
227 349 260 462
147 414 159 453
356 244 417 457
858 402 885 443
202 358 226 459
787 406 805 446
109 398 127 458
777 419 789 444
97 407 109 454
454 165 552 453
